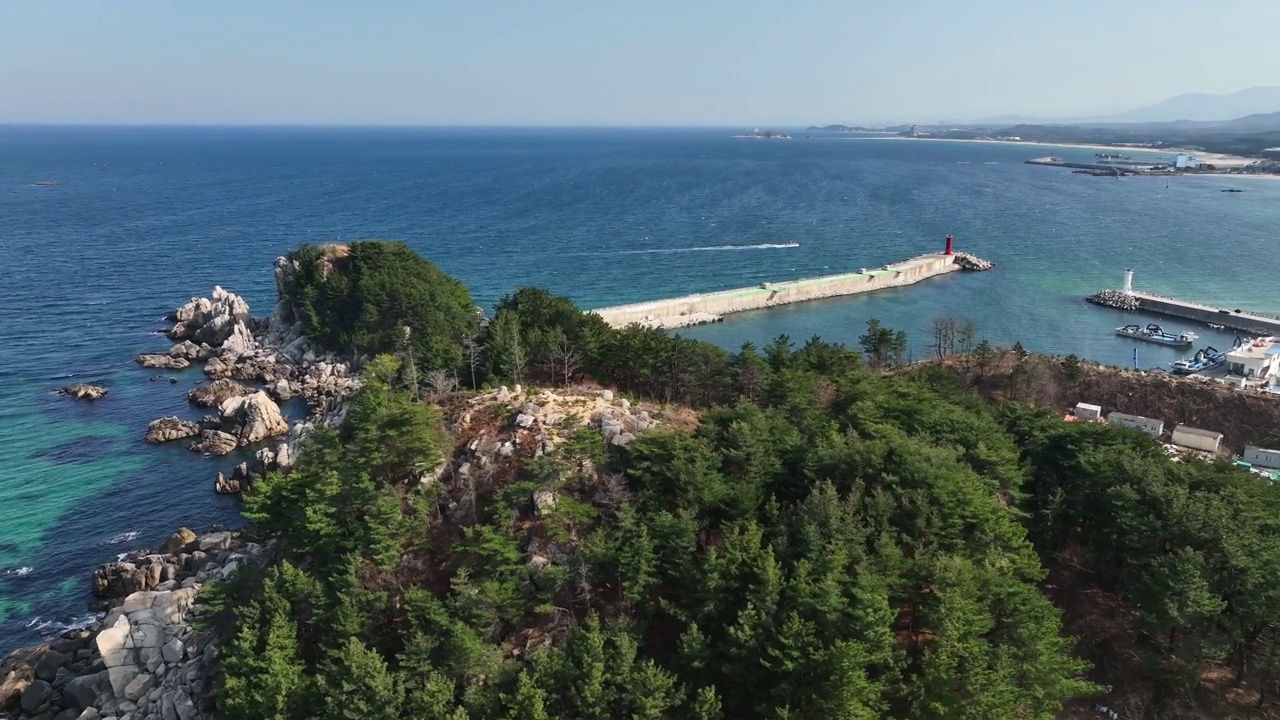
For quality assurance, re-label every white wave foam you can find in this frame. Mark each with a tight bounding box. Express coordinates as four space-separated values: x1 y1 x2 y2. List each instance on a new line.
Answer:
619 243 799 255
3 566 34 577
107 531 140 545
24 613 103 635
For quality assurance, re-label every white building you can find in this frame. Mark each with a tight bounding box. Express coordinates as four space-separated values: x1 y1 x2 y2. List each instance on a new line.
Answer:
1074 402 1103 421
1174 153 1199 169
1243 446 1280 469
1172 425 1223 454
1107 412 1164 437
1225 337 1280 380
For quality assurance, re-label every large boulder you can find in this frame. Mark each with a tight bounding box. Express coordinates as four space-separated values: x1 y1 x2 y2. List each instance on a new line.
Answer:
161 528 197 555
64 673 101 710
19 677 52 713
193 314 236 347
190 429 238 456
203 354 235 379
167 286 252 346
168 340 215 362
58 384 108 401
145 417 200 444
219 391 288 445
187 378 251 408
220 321 258 357
136 354 190 370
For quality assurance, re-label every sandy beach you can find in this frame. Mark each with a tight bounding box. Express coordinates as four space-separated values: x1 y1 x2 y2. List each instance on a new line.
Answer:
858 135 1259 164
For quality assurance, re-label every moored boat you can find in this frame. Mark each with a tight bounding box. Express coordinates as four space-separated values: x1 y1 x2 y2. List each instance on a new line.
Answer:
1170 346 1226 375
1115 323 1196 347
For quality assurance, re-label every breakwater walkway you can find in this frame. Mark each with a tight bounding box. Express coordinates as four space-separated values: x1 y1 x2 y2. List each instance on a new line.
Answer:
592 251 994 330
1087 288 1280 336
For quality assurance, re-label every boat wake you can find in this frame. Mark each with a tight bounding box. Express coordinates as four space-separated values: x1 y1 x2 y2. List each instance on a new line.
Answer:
25 613 103 636
3 566 34 578
619 243 799 255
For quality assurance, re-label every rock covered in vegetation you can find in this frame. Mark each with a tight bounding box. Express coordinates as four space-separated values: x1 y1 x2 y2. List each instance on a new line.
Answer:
144 417 200 444
58 383 108 401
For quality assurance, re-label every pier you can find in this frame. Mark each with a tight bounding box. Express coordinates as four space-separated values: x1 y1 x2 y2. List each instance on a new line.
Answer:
1087 269 1280 336
591 237 993 330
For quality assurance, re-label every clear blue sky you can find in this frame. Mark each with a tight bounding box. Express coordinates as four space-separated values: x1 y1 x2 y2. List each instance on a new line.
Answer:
3 0 1277 125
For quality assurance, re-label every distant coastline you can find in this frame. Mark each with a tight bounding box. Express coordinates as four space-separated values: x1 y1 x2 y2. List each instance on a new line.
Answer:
733 129 791 139
867 135 1273 174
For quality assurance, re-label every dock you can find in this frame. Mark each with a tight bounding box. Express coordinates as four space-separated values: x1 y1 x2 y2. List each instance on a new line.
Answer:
1087 269 1280 336
591 239 993 330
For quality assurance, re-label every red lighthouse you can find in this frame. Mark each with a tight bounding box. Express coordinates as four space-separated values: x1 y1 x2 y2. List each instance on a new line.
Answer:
944 234 954 255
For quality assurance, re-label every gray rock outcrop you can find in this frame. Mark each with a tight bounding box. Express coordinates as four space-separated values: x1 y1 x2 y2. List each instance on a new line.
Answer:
218 391 288 445
59 384 108 401
144 418 201 444
136 354 190 370
189 430 238 456
166 285 251 343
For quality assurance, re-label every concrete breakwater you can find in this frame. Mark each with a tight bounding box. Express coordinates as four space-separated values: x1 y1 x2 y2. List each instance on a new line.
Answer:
592 251 994 330
1088 289 1280 336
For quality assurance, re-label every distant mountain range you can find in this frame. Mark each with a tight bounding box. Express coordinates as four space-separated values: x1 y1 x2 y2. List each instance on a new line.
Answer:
1109 87 1280 123
908 87 1280 129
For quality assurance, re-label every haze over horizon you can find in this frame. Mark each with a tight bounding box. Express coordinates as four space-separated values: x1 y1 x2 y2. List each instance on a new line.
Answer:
3 0 1279 126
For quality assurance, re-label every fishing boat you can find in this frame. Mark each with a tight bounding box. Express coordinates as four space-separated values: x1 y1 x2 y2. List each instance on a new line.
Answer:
1170 346 1226 375
33 180 62 187
1115 323 1197 347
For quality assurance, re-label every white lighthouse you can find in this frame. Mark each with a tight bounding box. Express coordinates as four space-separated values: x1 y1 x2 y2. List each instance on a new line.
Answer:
1123 268 1134 295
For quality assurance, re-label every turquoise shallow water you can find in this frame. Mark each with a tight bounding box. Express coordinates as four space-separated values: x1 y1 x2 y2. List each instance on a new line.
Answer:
1 127 1278 655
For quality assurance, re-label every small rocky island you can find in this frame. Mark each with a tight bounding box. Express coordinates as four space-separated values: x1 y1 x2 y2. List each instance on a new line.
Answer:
733 129 791 139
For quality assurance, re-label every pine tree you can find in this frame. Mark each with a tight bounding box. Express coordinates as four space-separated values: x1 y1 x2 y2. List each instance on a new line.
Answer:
217 574 305 720
315 637 404 720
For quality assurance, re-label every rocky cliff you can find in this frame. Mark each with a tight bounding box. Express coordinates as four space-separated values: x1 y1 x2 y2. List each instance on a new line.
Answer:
0 530 272 720
135 256 362 490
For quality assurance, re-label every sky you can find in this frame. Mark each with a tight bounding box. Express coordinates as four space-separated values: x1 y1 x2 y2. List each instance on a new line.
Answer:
2 0 1279 126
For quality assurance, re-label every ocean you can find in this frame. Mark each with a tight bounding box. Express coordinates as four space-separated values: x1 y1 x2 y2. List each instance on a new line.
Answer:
2 126 1278 655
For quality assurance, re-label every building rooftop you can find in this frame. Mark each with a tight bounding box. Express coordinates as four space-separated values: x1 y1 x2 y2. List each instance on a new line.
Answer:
1227 338 1279 361
1108 411 1161 424
1173 424 1223 440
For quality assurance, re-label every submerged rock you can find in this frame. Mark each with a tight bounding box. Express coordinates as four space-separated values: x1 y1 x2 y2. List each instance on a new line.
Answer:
59 384 108 401
144 417 200 444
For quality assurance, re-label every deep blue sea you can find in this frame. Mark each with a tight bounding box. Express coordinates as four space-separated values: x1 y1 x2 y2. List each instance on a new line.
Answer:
2 126 1278 655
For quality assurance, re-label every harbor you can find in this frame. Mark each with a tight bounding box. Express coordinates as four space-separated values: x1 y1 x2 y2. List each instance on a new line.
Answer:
591 236 993 330
1087 269 1280 336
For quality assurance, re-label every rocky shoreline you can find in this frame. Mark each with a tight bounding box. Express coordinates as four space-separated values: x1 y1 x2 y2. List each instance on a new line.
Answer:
1 256 363 719
0 529 273 720
137 257 360 492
